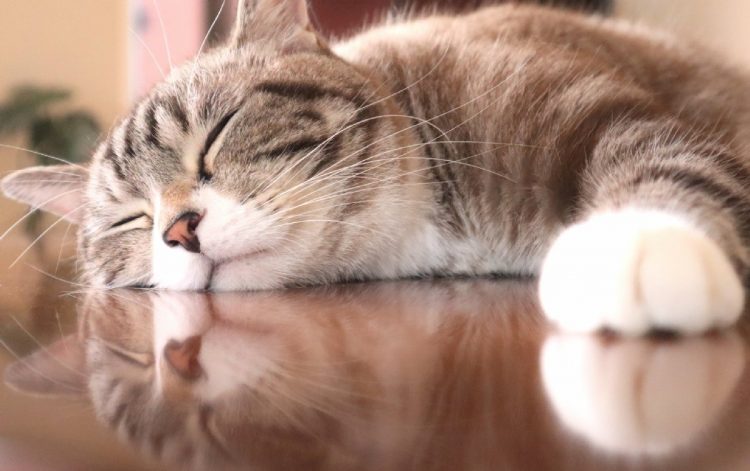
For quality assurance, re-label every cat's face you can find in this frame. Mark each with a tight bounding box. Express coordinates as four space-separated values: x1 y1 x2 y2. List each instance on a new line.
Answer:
1 0 419 290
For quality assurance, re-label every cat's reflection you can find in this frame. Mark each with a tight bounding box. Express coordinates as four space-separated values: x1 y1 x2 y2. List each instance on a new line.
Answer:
5 282 750 471
5 281 549 471
541 332 745 456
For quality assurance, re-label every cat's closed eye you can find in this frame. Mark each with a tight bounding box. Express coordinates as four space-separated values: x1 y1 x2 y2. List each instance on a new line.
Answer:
110 213 148 229
199 110 240 182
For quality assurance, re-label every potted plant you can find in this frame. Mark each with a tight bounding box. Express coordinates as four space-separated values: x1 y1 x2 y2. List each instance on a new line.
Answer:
0 85 100 233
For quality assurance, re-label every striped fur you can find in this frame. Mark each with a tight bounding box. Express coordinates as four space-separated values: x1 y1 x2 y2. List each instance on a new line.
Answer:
3 1 750 333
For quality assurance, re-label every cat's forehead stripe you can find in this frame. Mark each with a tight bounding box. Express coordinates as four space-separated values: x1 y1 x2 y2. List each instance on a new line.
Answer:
122 115 137 159
164 95 190 133
144 100 167 151
254 80 370 108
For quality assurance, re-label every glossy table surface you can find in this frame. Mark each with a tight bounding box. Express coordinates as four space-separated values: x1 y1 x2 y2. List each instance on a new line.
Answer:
1 245 750 471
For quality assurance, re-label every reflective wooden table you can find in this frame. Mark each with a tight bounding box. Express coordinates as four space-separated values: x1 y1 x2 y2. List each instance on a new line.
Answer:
1 255 749 471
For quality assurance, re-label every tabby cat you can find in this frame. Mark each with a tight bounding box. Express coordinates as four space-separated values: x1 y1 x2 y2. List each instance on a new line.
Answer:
4 0 750 334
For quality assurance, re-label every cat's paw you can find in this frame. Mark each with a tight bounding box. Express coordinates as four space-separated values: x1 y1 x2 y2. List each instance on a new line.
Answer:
539 209 744 335
540 333 744 455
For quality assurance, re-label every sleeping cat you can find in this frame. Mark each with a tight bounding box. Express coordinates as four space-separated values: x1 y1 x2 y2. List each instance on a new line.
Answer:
3 0 750 334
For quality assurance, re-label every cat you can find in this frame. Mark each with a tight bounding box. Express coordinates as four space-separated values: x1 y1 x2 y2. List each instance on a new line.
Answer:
6 284 748 470
3 0 750 335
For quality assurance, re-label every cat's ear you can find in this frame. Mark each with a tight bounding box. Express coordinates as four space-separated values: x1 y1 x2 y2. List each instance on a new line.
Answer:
1 164 87 224
4 335 87 397
230 0 326 53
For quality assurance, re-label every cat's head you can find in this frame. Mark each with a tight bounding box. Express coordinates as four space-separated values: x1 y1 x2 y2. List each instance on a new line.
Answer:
1 0 421 290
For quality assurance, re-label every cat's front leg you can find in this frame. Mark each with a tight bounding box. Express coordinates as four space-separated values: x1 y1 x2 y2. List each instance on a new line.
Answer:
535 114 750 335
539 208 744 335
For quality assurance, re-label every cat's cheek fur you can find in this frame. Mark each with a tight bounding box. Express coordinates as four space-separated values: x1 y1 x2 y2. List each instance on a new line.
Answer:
210 256 292 291
538 208 744 335
195 187 277 263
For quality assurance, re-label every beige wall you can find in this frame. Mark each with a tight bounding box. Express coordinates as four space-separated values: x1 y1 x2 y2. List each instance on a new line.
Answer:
616 0 750 68
0 0 129 125
0 0 129 233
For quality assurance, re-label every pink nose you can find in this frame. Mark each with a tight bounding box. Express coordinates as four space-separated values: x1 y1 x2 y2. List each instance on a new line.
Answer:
164 336 203 380
163 211 202 253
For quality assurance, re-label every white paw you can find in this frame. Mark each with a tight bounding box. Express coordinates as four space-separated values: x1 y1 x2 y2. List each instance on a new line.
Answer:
540 333 744 455
539 208 744 335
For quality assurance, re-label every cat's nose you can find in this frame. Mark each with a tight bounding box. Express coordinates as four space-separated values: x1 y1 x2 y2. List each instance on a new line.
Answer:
163 211 202 253
164 336 203 380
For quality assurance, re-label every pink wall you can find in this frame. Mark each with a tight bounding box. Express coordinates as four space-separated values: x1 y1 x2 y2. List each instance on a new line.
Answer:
130 0 205 99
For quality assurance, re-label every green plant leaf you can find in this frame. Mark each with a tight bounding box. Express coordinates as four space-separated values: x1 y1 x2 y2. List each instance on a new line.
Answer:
29 111 101 164
0 86 71 137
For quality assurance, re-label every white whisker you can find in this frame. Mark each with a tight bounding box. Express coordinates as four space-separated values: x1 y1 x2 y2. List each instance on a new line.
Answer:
128 26 166 79
0 144 89 170
0 188 83 244
151 0 173 71
196 0 226 61
10 203 87 268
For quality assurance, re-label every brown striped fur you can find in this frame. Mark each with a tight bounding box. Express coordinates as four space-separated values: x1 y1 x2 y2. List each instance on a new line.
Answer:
3 0 750 333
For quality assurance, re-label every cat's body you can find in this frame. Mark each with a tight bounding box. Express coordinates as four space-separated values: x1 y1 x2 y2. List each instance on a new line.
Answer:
333 5 750 277
4 1 750 334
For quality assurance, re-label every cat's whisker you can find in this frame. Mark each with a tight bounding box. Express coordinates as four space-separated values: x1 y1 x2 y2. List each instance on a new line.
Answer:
256 380 315 431
3 180 83 184
298 53 535 182
0 337 87 393
151 0 173 71
271 204 435 242
262 136 502 205
262 370 370 417
252 112 444 197
259 370 352 424
273 197 433 232
195 0 226 63
280 135 531 201
354 44 453 116
267 142 520 221
272 219 397 241
0 188 83 244
0 144 89 170
268 42 453 184
1 169 84 179
54 310 67 350
255 111 457 200
9 203 88 269
268 179 441 225
26 264 85 288
55 221 76 274
6 314 87 379
35 267 156 308
268 177 428 223
270 361 384 402
128 26 166 79
264 67 550 200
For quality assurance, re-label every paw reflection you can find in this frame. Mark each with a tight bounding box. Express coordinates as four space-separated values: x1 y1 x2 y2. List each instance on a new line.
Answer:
541 332 744 456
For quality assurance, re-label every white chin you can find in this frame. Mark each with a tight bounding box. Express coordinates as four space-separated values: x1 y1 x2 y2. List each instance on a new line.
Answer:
151 247 213 290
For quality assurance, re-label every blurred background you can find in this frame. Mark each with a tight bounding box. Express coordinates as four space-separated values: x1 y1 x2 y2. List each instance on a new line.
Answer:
0 0 749 291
